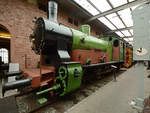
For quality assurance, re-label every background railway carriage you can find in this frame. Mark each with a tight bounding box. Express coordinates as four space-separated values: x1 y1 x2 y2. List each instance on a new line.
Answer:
124 44 133 68
101 37 125 62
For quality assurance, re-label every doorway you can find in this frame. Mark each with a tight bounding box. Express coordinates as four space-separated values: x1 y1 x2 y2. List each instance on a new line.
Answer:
0 25 11 64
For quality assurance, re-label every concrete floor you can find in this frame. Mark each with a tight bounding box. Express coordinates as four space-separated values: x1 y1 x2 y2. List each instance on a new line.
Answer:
65 64 150 113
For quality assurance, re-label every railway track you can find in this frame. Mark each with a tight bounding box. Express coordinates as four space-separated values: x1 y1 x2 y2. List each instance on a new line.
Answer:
14 69 126 113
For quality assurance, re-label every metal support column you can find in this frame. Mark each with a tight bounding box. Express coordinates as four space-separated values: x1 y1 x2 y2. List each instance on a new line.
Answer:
131 61 144 110
135 61 144 108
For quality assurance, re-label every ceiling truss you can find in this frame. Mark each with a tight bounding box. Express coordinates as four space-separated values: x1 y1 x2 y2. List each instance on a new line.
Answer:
72 0 150 43
86 0 150 23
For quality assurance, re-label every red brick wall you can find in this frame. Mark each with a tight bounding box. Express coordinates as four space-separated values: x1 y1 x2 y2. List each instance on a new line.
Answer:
0 0 101 69
57 7 100 37
0 0 46 69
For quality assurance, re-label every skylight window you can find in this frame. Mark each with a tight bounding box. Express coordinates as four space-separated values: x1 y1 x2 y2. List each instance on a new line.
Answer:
129 0 135 2
128 38 133 41
74 0 99 15
106 13 125 29
115 31 124 37
118 9 133 27
130 29 133 35
90 0 112 12
109 0 127 7
129 42 133 45
121 30 131 37
74 0 134 41
98 17 116 30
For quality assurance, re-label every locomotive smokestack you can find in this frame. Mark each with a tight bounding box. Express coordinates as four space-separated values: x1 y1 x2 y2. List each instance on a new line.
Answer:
48 1 58 23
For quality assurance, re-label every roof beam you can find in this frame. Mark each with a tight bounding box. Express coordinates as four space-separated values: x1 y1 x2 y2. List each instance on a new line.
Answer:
66 0 93 17
127 0 133 12
85 0 150 23
87 0 126 37
123 36 133 38
106 26 133 33
106 0 133 36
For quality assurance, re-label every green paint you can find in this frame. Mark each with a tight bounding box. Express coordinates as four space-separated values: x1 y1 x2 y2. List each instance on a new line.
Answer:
86 58 91 64
59 63 82 96
100 37 111 42
106 42 113 61
71 30 114 61
37 63 83 97
27 0 37 5
79 25 90 35
58 66 68 80
100 37 114 61
36 84 60 95
71 29 109 52
37 98 47 104
119 41 124 61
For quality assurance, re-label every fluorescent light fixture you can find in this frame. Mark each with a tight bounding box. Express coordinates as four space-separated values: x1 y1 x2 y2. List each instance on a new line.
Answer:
0 36 10 39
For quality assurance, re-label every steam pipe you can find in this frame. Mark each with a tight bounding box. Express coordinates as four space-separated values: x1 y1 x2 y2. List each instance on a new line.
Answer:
36 84 60 95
